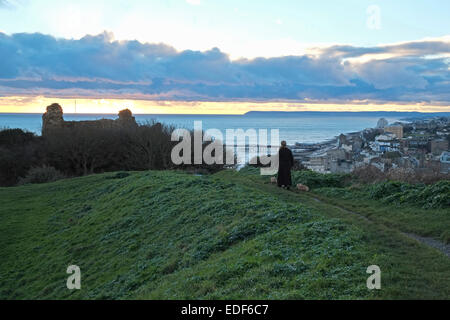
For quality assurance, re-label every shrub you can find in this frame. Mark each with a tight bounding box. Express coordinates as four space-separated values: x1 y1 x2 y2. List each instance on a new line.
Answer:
352 165 385 184
106 172 131 180
0 129 42 186
367 181 410 200
353 165 450 185
366 180 450 209
291 170 350 189
1 121 231 187
18 166 66 185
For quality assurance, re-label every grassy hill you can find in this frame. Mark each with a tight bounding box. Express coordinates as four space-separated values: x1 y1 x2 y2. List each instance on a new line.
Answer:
288 170 450 244
1 169 449 299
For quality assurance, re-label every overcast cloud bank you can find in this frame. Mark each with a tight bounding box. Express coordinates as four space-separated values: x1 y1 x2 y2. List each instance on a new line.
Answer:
0 32 449 104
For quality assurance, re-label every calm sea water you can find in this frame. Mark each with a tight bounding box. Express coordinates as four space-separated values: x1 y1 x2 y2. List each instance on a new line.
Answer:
0 112 400 145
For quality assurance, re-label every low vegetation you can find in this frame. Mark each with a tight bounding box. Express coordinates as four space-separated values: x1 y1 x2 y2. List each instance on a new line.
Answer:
291 170 350 189
0 125 229 187
313 181 450 244
282 168 450 244
352 165 450 185
18 166 66 185
1 169 449 299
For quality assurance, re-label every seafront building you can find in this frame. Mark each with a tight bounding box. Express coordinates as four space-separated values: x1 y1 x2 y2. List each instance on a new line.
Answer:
384 125 404 139
302 117 450 174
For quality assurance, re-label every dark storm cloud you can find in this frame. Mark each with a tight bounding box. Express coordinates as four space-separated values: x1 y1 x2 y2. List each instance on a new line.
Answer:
0 31 449 104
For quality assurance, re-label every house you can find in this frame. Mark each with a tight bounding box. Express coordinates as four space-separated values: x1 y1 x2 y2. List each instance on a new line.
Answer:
304 156 328 173
440 152 450 174
329 159 354 173
373 134 400 153
405 138 430 152
430 139 449 156
327 148 348 161
437 129 449 137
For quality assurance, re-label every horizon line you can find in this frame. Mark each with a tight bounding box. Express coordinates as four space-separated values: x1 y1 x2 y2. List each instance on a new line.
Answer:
1 110 450 116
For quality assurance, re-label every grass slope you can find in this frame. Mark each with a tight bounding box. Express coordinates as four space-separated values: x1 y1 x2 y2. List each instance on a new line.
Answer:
288 171 450 243
0 170 449 299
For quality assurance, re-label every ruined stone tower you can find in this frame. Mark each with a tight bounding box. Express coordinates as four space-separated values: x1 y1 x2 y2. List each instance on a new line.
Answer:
42 103 65 134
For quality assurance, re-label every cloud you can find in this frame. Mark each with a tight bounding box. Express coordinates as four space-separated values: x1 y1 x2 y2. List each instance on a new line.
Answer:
0 31 449 104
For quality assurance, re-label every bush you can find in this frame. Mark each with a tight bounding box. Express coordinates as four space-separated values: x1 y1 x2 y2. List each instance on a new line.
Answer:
352 165 385 184
106 172 131 180
367 181 410 200
0 121 232 187
18 166 66 185
352 165 450 185
291 170 350 189
43 122 229 177
366 180 450 209
0 129 42 186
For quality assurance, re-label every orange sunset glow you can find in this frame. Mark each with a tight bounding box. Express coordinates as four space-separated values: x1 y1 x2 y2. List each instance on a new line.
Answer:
1 96 449 115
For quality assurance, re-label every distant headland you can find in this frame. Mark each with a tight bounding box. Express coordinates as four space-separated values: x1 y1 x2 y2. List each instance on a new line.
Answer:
244 111 450 118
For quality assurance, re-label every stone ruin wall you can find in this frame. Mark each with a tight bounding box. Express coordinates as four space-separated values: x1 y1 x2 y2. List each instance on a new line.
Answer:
42 103 138 135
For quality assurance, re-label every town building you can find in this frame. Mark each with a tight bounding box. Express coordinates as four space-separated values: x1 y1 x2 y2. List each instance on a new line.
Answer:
430 139 449 156
372 134 400 153
440 152 450 174
301 116 449 175
384 125 404 139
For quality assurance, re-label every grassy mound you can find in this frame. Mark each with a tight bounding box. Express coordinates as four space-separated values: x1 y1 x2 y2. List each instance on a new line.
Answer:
1 170 449 299
0 170 376 299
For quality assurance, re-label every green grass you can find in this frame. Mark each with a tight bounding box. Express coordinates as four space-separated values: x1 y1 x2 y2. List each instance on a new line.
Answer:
311 183 450 244
0 169 449 299
273 167 450 243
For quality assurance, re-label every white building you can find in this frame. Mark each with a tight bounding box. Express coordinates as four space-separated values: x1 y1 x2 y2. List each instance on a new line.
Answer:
440 151 450 173
373 134 400 153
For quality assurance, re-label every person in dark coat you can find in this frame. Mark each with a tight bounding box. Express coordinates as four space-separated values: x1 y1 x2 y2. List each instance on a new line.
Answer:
277 141 294 189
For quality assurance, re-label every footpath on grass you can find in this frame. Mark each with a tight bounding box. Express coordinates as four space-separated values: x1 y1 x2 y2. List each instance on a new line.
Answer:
309 195 450 258
218 169 450 260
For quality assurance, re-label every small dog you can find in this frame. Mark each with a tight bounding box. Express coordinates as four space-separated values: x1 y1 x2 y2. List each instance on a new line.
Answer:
297 184 310 192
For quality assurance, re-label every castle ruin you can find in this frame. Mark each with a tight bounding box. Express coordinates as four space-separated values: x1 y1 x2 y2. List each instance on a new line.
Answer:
42 103 138 135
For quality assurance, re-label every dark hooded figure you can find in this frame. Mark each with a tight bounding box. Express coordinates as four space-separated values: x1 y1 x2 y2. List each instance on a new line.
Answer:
277 141 294 189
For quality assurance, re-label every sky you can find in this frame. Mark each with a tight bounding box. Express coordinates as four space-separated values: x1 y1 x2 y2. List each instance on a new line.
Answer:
0 0 449 114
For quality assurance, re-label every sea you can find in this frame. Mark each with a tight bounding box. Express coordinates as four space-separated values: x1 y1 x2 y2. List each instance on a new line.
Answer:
0 111 413 145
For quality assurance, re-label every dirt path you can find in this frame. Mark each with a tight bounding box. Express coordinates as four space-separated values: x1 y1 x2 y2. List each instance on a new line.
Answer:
220 175 450 259
310 195 450 258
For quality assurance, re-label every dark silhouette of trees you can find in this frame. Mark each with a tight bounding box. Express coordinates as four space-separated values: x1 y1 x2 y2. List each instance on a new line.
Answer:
0 129 42 186
0 121 231 186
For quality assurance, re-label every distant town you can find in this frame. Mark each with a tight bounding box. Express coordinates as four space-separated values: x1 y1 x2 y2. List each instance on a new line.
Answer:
293 116 450 174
